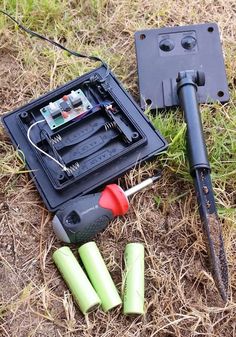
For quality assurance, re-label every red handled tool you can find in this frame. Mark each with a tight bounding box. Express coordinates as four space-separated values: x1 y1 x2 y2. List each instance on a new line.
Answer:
52 174 160 243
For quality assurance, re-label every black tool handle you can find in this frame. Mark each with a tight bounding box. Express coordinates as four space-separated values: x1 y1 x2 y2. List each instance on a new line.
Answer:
52 193 114 243
177 71 210 175
52 183 129 243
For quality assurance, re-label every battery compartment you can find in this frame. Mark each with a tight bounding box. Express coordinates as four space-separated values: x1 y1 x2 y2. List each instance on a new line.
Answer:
17 77 146 190
3 66 167 211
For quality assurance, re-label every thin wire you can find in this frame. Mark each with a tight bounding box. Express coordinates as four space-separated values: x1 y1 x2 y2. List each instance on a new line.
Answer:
39 128 64 165
1 10 110 170
27 120 68 171
0 10 110 82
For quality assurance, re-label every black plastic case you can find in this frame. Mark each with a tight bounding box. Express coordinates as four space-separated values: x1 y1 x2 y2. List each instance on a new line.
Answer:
2 66 167 211
135 23 229 109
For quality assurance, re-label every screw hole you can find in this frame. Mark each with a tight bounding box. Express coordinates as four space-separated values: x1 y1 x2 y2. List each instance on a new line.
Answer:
146 99 152 105
217 91 224 97
140 34 146 40
57 173 66 182
132 132 139 140
208 27 214 32
20 111 28 118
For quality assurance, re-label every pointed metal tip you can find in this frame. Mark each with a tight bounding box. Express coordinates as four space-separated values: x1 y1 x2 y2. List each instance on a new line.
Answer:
205 213 229 303
221 289 228 303
214 273 228 303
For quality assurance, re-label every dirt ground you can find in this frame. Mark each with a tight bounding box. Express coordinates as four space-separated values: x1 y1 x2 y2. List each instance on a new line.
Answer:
0 1 236 336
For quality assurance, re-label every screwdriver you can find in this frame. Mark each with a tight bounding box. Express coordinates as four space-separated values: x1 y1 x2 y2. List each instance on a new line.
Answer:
52 174 161 243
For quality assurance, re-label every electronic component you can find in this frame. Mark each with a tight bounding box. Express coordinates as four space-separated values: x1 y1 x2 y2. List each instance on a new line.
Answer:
40 89 92 130
51 110 62 119
3 66 167 211
61 111 69 119
1 11 167 212
60 101 71 112
49 102 61 115
69 90 83 107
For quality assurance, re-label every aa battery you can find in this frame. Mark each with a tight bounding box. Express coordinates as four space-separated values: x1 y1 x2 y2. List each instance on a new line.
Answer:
78 242 122 312
123 243 144 315
53 246 101 314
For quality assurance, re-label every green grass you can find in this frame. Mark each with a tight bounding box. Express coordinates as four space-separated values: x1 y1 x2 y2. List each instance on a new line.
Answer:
1 0 70 30
1 1 235 205
1 1 235 199
0 2 236 335
150 105 236 182
150 104 236 221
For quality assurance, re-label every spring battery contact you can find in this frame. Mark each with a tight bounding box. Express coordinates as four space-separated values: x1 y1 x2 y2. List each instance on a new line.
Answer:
66 162 80 174
104 121 116 131
50 122 116 176
51 134 62 145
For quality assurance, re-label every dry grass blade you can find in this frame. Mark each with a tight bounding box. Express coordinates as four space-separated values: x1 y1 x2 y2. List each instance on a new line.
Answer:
0 1 236 337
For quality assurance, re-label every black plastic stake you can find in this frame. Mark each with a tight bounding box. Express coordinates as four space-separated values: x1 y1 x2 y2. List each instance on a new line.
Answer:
177 70 228 301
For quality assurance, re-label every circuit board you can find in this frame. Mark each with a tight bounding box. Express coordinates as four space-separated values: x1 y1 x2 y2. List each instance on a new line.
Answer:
40 89 92 130
3 66 168 211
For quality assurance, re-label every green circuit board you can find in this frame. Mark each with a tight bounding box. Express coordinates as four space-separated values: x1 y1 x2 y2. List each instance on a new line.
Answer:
40 89 92 130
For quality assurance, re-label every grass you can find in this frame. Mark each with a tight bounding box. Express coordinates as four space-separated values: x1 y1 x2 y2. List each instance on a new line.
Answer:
0 0 236 336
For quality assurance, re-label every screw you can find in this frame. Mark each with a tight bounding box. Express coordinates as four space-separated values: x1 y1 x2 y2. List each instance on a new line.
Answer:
203 186 209 194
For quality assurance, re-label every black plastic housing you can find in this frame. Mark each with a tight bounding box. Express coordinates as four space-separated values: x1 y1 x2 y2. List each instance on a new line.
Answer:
135 23 229 109
177 78 210 174
2 66 167 211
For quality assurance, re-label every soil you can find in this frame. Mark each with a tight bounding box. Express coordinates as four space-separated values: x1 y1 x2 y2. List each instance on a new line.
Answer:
0 6 236 336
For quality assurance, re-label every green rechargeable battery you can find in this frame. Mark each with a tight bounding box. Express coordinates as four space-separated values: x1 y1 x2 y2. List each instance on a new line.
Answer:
123 243 144 315
78 242 122 312
53 246 101 314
